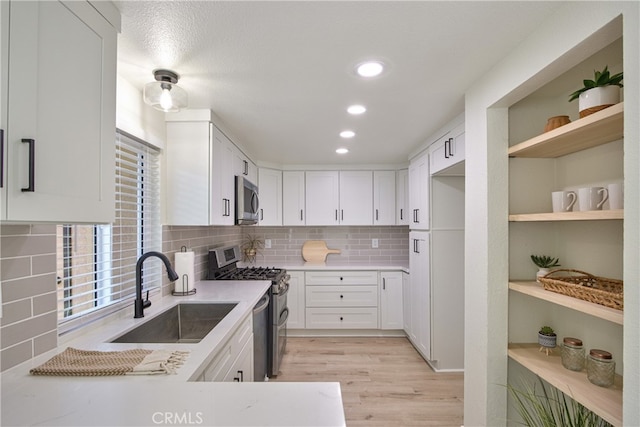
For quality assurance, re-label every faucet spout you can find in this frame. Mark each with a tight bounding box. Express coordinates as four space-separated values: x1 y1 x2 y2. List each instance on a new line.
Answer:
134 251 179 318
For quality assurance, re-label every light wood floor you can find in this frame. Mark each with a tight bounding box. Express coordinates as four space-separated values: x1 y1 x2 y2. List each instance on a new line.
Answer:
271 337 464 426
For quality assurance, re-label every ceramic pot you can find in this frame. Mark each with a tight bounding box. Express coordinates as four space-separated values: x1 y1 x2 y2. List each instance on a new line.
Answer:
536 268 550 283
538 333 557 348
578 86 620 118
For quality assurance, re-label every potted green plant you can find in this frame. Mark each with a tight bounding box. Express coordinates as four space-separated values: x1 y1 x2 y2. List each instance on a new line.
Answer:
530 254 561 283
242 234 264 263
568 66 623 118
538 326 557 355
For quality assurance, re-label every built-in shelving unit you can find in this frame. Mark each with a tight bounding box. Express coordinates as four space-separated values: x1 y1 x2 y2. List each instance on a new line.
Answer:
508 96 624 423
508 102 623 158
508 281 623 325
508 344 622 427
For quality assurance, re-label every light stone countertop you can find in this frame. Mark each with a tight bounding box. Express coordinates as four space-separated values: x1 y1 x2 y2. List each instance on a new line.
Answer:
0 280 346 427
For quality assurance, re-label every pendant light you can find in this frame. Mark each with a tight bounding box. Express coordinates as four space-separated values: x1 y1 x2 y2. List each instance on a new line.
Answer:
143 69 188 112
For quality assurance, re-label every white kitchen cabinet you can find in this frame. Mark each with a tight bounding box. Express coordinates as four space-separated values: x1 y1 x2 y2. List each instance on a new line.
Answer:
305 171 340 225
286 271 305 329
373 171 396 225
396 169 409 225
408 152 429 229
202 315 253 382
408 231 430 358
282 171 306 225
380 271 403 330
430 123 465 176
166 122 235 225
234 148 257 184
304 271 379 329
1 1 117 223
402 271 411 334
258 168 282 226
340 171 373 225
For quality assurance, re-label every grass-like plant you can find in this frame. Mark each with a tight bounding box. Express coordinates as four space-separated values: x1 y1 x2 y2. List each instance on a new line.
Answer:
568 66 623 102
507 377 612 427
530 255 561 269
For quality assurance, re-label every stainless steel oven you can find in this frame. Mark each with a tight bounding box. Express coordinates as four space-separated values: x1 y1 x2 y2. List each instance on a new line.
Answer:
207 245 289 378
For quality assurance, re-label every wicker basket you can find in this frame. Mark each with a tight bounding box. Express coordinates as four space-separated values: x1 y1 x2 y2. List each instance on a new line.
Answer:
539 269 623 310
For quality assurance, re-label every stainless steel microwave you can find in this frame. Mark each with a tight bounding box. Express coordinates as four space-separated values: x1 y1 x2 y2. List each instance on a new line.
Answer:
235 176 259 225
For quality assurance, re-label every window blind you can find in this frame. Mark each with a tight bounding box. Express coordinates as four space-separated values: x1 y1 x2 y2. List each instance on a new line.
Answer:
57 131 161 332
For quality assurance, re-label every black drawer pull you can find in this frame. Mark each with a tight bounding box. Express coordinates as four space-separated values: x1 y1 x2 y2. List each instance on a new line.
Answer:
0 129 4 188
340 295 344 299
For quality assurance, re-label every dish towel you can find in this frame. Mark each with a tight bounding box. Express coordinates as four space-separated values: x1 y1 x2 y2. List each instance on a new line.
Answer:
29 347 190 376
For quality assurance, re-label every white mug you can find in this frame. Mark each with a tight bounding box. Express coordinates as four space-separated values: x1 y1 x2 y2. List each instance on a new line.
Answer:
577 187 609 211
608 182 623 210
552 191 577 212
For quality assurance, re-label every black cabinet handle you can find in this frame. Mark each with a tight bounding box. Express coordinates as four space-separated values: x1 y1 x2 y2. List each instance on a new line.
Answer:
335 210 338 221
413 209 419 223
340 294 344 299
444 138 450 159
260 208 263 220
400 208 403 221
340 316 343 321
375 209 379 221
340 277 343 281
223 198 231 216
233 376 240 382
0 129 4 188
341 210 344 221
238 370 244 382
448 138 454 157
383 278 386 290
243 160 248 175
300 209 303 221
21 138 35 192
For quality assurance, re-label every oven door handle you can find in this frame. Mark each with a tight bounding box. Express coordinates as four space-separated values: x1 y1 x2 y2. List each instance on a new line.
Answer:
277 307 289 327
253 294 270 313
277 282 290 298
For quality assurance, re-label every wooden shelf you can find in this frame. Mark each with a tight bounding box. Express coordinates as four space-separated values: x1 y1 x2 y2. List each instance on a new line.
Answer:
508 343 622 426
508 102 624 158
509 209 623 222
509 281 623 325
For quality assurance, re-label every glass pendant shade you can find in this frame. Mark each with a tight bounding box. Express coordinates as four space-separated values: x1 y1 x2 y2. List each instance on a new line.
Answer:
143 69 188 112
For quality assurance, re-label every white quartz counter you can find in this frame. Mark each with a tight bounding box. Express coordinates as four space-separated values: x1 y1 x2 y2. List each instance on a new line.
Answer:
1 280 346 426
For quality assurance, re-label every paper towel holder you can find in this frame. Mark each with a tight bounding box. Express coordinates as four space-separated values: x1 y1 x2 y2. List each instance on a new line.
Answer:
172 247 197 296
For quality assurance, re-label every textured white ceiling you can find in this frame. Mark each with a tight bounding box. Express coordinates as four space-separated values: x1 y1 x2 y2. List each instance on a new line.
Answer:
114 1 562 166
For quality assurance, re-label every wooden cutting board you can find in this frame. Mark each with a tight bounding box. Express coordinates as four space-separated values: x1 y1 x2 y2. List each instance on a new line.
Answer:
302 240 341 263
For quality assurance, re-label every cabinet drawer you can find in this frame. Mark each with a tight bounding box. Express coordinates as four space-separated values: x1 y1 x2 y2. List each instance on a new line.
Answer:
305 271 378 285
202 314 252 382
306 285 378 307
306 308 378 329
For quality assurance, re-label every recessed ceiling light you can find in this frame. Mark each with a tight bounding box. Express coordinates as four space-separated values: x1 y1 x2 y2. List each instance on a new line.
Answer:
347 105 366 115
356 61 384 77
340 130 355 138
336 148 349 154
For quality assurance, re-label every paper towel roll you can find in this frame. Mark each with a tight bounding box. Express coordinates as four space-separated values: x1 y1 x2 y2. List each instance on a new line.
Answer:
174 251 195 293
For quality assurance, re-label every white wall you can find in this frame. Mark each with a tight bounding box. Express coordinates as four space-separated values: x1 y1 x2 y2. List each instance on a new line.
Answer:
116 74 166 149
464 2 639 426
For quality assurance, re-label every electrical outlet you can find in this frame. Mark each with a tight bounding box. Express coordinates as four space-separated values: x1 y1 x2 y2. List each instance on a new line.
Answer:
372 239 378 248
265 239 272 249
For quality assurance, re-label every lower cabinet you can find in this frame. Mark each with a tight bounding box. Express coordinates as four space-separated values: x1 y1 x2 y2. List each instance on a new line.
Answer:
201 315 254 382
304 271 379 329
287 271 305 329
380 271 403 330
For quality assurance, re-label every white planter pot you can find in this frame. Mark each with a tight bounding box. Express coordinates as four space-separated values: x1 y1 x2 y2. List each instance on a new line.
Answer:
536 268 550 283
578 86 620 117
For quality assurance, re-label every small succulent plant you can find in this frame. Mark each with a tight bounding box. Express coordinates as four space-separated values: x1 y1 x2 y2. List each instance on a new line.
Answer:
530 255 561 269
539 326 556 336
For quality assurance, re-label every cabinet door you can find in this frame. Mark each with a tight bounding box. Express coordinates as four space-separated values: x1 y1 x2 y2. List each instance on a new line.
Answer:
380 272 403 330
282 171 305 225
5 1 116 223
305 171 339 225
286 271 305 329
166 121 211 225
396 169 409 225
0 2 7 221
258 168 282 226
233 148 257 184
430 124 465 176
339 171 373 225
409 231 430 358
373 171 396 225
402 272 411 334
212 126 235 225
224 339 254 382
409 152 429 229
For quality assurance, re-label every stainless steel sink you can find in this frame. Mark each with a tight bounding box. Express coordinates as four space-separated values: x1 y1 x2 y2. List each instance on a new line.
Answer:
110 303 237 344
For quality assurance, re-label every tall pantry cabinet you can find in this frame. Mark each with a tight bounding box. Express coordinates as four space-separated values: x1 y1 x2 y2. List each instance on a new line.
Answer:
0 0 118 223
407 122 465 371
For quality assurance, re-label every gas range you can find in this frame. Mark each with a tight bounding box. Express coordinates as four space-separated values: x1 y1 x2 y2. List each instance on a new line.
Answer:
207 246 289 294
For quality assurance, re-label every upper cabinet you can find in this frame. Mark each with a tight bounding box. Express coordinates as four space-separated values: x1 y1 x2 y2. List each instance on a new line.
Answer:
1 1 118 223
305 171 373 226
166 121 237 226
339 171 373 225
234 148 257 184
430 123 465 176
282 171 306 226
408 151 429 230
258 168 282 226
396 169 409 225
373 171 396 225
